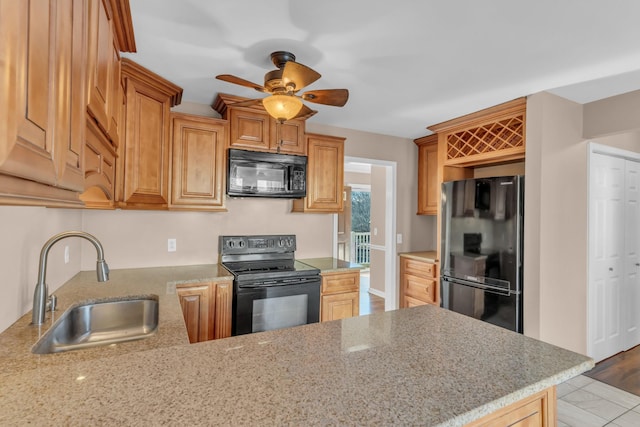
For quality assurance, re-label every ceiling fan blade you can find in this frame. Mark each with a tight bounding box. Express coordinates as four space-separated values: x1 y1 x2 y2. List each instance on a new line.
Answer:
301 89 349 107
216 74 266 92
227 98 263 108
282 62 321 91
293 104 317 120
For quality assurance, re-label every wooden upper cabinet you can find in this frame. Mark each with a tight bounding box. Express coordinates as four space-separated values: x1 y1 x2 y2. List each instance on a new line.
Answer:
292 133 345 213
0 0 87 206
86 0 133 147
213 93 306 155
170 113 227 211
414 134 438 215
428 97 526 168
118 58 182 209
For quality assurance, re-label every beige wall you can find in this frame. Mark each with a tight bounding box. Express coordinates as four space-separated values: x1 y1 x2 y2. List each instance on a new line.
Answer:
81 198 334 270
369 166 387 293
0 207 83 333
525 92 587 353
583 89 640 138
344 171 371 186
524 90 640 354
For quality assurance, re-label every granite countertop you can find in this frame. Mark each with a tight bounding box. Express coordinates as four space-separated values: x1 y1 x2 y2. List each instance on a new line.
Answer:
298 257 363 273
399 250 438 262
0 264 593 426
0 264 232 376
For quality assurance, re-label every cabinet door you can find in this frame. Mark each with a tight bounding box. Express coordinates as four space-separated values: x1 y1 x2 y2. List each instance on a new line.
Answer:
119 59 181 209
86 0 123 146
270 119 306 155
417 137 438 215
81 118 116 208
322 292 359 322
292 133 345 213
228 108 271 151
170 113 227 210
177 284 212 343
213 281 233 339
0 0 84 192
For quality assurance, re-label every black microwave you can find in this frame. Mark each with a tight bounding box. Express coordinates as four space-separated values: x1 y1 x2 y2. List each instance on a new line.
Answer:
227 149 307 198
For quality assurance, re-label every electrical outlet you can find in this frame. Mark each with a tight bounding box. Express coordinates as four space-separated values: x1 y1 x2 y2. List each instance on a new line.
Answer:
64 245 70 264
396 234 403 244
168 238 177 252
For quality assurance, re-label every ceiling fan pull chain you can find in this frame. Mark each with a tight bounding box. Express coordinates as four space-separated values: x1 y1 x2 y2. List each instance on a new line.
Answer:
276 120 283 153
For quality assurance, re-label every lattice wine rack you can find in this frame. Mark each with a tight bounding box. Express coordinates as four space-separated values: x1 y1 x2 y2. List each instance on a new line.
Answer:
446 113 525 162
429 98 526 166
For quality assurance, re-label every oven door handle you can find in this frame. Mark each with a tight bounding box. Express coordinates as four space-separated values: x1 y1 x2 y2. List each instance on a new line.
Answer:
442 276 518 297
237 278 319 288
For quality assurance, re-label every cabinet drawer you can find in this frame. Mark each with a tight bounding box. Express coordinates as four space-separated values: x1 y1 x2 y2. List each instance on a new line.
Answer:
404 274 436 304
404 295 430 308
402 258 436 278
321 272 359 294
321 291 359 322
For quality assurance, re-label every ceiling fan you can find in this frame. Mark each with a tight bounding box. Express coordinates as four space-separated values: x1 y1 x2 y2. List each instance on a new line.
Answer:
216 51 349 122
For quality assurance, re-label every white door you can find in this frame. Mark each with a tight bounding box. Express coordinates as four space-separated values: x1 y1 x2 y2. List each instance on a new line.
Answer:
589 153 625 362
623 161 640 349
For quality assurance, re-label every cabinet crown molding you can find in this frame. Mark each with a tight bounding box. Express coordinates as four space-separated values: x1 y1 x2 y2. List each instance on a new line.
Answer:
121 58 183 106
108 0 136 52
427 97 526 134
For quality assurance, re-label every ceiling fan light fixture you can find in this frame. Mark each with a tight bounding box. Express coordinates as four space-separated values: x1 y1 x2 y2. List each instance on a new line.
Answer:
262 94 303 122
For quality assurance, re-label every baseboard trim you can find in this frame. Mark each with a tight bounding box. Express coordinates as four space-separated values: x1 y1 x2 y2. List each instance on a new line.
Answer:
367 287 386 299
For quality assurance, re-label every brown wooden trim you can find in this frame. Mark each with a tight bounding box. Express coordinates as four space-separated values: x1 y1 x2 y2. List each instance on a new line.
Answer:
108 0 136 52
121 58 183 106
413 133 438 146
0 174 84 208
428 97 526 134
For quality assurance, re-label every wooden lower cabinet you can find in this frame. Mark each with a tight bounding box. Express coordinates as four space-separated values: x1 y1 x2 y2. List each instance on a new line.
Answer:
320 270 359 322
176 280 232 343
400 256 438 307
464 386 556 427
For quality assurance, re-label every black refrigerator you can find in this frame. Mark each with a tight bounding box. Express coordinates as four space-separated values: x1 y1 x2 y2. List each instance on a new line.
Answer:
440 175 524 333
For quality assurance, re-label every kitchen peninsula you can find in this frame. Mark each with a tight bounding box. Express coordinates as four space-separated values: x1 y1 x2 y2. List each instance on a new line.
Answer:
0 266 592 426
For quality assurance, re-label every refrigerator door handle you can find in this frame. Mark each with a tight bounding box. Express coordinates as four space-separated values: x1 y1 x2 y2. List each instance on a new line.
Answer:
442 275 519 297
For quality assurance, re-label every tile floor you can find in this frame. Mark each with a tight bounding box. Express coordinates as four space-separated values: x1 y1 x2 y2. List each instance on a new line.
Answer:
558 375 640 426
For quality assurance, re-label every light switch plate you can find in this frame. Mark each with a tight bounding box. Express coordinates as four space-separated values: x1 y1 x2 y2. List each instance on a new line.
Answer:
168 238 177 252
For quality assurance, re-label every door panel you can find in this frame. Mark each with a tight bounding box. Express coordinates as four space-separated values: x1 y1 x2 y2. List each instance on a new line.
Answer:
589 153 627 361
624 161 640 349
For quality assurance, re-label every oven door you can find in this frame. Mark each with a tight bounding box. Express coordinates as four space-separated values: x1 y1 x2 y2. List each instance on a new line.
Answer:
233 278 320 336
441 276 522 333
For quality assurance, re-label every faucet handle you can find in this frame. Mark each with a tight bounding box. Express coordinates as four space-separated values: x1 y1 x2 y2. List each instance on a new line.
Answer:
47 294 57 312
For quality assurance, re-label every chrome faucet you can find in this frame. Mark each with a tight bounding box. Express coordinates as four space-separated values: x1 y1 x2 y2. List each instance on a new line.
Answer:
31 231 110 325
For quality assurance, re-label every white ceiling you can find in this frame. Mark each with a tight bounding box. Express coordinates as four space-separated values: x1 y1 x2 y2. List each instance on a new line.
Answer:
125 0 640 139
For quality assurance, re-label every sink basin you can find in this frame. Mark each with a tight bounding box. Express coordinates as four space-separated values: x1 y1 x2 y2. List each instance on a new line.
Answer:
32 295 159 354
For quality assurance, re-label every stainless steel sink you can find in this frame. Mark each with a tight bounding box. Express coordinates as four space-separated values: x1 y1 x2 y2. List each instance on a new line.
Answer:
32 295 159 354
